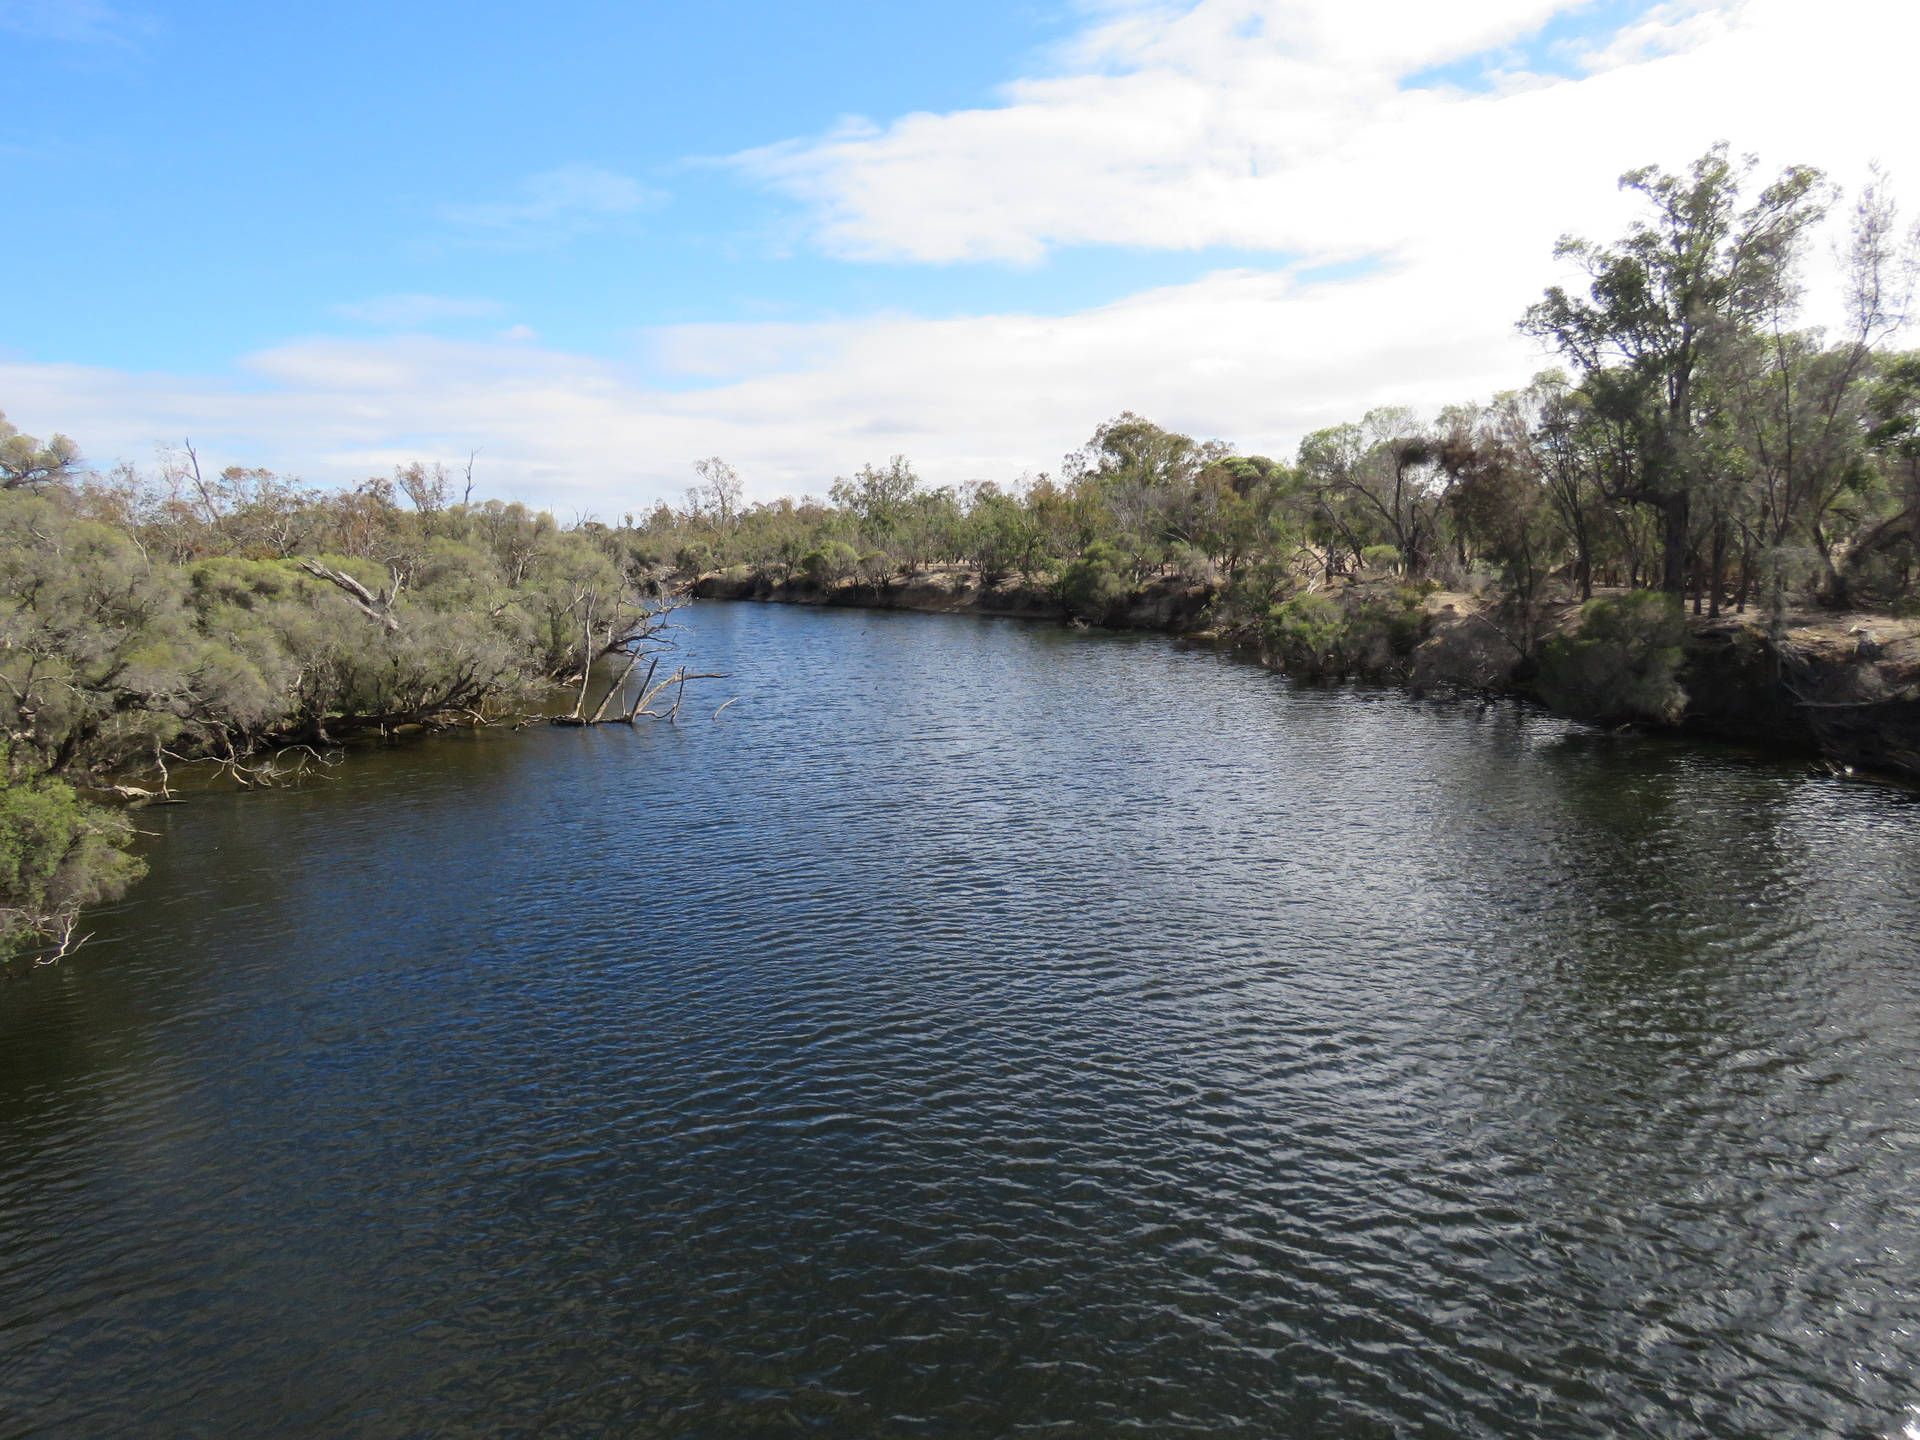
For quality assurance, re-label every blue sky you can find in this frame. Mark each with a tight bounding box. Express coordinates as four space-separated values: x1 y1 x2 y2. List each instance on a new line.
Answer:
6 0 1251 369
1 0 1910 507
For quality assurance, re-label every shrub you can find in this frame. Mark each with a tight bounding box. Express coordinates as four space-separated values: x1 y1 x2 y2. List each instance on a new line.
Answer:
799 541 859 589
673 542 714 578
1264 592 1348 674
1055 542 1131 623
1354 587 1428 657
0 758 145 958
1168 543 1216 584
1535 590 1688 724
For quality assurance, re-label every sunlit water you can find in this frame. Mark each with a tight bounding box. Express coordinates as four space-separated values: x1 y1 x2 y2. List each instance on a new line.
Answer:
4 602 1920 1438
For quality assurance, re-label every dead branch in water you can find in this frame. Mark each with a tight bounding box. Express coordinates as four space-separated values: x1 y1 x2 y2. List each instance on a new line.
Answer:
34 915 86 966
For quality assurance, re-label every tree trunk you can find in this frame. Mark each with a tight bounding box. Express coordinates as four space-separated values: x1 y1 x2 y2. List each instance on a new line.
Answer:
1707 520 1728 619
1661 494 1690 598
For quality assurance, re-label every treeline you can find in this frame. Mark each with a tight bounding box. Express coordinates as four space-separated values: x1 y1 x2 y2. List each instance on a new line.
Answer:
0 437 669 955
634 146 1920 641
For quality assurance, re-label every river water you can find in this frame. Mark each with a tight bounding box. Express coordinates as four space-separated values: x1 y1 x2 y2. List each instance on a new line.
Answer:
4 601 1920 1437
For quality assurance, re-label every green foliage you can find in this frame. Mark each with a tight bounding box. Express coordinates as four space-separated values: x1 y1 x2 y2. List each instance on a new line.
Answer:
1055 541 1131 622
1536 592 1689 724
1358 587 1430 656
1261 585 1428 678
962 489 1034 586
799 541 859 589
1523 144 1830 596
0 754 144 956
829 456 918 543
1359 545 1401 574
1263 593 1348 674
0 410 82 491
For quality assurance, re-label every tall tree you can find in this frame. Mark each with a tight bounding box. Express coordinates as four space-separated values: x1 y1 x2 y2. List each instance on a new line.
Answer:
1522 144 1828 596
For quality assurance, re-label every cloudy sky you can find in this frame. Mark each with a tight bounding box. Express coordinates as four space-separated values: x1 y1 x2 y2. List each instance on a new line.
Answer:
1 0 1914 511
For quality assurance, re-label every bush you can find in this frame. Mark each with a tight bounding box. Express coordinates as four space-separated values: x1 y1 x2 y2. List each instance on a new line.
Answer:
1264 592 1348 674
1535 590 1688 724
1168 543 1216 584
1055 542 1132 623
0 759 144 957
799 541 859 589
673 542 714 578
1354 587 1428 657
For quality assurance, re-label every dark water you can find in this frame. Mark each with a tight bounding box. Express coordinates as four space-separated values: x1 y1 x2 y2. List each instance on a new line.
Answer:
5 603 1920 1438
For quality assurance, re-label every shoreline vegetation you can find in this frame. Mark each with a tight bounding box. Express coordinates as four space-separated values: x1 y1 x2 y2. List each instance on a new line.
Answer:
688 565 1920 783
6 143 1920 959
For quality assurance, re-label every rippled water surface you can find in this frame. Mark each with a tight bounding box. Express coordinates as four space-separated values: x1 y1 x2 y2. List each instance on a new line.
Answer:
5 602 1920 1438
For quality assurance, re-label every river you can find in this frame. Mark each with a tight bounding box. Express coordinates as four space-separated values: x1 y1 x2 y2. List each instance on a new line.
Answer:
4 601 1920 1437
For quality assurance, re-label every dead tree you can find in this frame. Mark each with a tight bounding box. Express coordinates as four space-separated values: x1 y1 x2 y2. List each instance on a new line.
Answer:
552 596 731 726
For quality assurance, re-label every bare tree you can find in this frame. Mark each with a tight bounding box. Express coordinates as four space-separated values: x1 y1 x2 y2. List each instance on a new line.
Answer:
552 595 729 726
691 456 744 527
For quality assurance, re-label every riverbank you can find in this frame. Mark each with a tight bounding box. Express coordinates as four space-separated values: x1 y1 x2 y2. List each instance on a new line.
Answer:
690 568 1920 785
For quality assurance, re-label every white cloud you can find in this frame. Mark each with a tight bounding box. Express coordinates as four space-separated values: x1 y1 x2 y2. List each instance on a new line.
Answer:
441 164 665 243
5 0 1918 515
0 260 1539 513
733 0 1910 277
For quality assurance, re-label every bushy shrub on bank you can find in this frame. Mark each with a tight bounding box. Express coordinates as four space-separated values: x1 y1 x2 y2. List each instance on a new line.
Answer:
1055 542 1131 623
1535 591 1689 724
1264 594 1348 674
799 541 859 590
1261 585 1428 678
0 754 145 955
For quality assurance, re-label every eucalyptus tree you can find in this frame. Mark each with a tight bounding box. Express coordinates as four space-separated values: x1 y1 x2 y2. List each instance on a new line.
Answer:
830 455 920 557
1298 408 1446 578
1850 352 1920 598
1066 413 1230 574
1716 176 1918 604
1523 143 1829 596
688 456 744 529
0 411 81 491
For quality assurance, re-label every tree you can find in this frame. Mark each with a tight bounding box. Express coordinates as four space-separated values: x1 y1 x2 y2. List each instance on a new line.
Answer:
690 457 744 528
0 411 81 490
1298 409 1445 579
1067 413 1230 573
829 456 918 547
1523 143 1828 596
395 460 452 515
